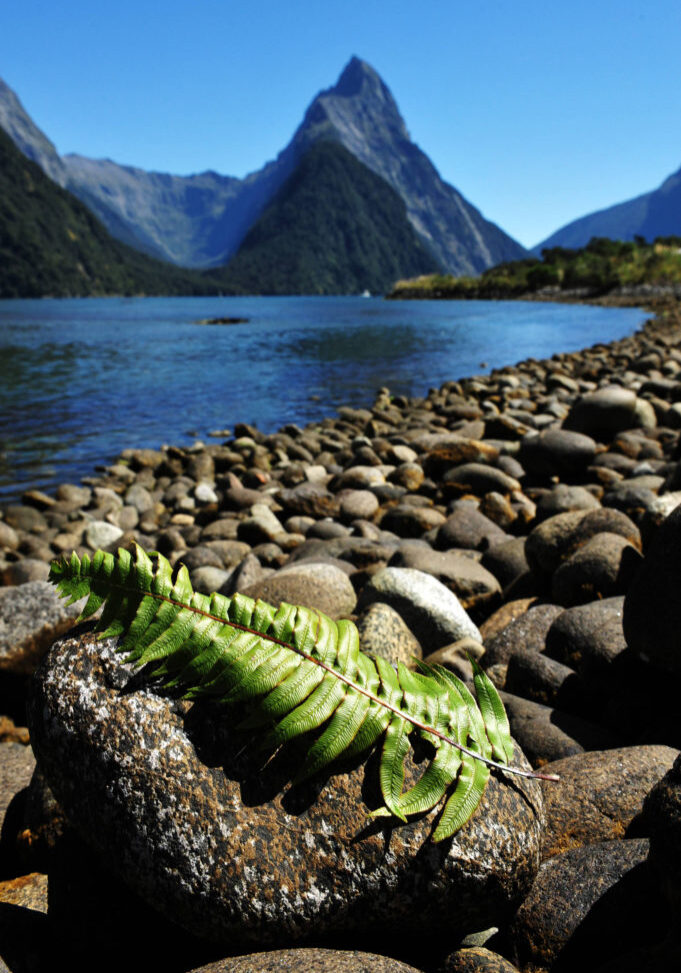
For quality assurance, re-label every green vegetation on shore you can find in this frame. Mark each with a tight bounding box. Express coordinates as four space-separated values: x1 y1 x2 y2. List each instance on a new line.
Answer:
0 128 220 298
388 236 681 300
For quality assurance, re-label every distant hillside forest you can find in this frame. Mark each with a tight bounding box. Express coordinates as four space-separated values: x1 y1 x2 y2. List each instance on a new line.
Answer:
0 128 219 298
388 236 681 300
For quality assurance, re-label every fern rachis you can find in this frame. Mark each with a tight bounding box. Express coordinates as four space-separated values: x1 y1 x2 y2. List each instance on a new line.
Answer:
49 545 557 842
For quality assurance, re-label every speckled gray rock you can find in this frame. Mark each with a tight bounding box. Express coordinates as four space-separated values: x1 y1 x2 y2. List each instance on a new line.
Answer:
355 602 423 667
0 581 84 676
190 948 425 973
0 742 35 833
388 546 501 618
508 839 669 973
28 632 544 950
623 503 681 672
357 567 481 649
438 947 520 972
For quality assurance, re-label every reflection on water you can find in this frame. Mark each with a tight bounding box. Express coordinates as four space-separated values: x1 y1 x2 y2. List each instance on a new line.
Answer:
1 295 646 501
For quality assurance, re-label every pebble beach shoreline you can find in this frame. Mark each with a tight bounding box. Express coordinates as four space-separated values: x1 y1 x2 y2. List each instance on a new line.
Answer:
2 297 681 971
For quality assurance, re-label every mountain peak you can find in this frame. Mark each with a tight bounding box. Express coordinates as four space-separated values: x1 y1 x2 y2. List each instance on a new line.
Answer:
332 56 383 97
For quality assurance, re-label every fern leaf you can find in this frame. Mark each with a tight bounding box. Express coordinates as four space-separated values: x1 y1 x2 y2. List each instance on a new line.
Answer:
49 545 557 842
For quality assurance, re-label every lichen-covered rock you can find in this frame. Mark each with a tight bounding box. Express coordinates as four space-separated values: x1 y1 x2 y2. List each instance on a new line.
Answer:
28 631 544 951
539 746 679 859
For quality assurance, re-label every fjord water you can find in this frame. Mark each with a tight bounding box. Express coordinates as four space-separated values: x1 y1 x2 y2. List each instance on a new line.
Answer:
1 296 646 502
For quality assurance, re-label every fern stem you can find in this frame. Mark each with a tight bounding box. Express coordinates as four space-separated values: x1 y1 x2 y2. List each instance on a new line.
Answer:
97 580 559 784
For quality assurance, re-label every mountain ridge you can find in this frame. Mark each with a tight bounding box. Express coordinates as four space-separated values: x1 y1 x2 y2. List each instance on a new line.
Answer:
0 58 527 275
534 164 681 252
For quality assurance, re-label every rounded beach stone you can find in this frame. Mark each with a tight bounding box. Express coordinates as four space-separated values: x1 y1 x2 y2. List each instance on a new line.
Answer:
482 604 563 667
192 947 420 973
538 745 679 860
519 428 598 479
438 947 520 972
84 520 124 550
356 567 481 649
442 463 521 498
550 532 642 606
526 507 640 578
564 386 654 439
355 602 423 667
28 632 544 950
389 546 501 619
2 558 51 585
242 561 357 618
504 652 584 713
508 839 668 973
436 508 508 552
0 580 84 676
623 503 681 672
545 596 627 677
338 489 380 523
379 504 447 537
192 948 424 973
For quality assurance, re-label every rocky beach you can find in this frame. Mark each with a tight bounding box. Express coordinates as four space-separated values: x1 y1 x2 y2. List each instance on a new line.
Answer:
2 298 681 972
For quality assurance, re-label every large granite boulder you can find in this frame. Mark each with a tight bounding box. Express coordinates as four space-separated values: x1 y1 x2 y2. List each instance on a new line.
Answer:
28 630 544 952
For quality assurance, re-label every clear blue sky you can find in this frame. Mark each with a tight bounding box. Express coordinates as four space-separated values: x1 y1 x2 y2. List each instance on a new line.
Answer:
2 0 680 248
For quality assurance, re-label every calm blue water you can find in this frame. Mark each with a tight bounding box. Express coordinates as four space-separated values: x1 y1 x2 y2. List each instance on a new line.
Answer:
0 296 646 502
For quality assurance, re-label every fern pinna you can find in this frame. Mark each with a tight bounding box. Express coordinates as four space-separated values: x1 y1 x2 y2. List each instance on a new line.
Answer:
49 545 557 841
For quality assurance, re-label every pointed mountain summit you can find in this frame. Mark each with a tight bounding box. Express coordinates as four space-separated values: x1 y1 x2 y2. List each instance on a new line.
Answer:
0 60 527 279
284 57 527 274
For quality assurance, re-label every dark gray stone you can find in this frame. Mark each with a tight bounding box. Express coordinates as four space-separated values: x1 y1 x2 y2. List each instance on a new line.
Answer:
545 597 627 677
508 839 669 973
519 428 598 479
482 604 563 667
624 503 681 672
436 509 508 553
499 692 619 767
551 533 642 606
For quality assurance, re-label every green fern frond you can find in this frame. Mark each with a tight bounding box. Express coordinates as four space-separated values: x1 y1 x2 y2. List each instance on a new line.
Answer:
49 545 557 841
